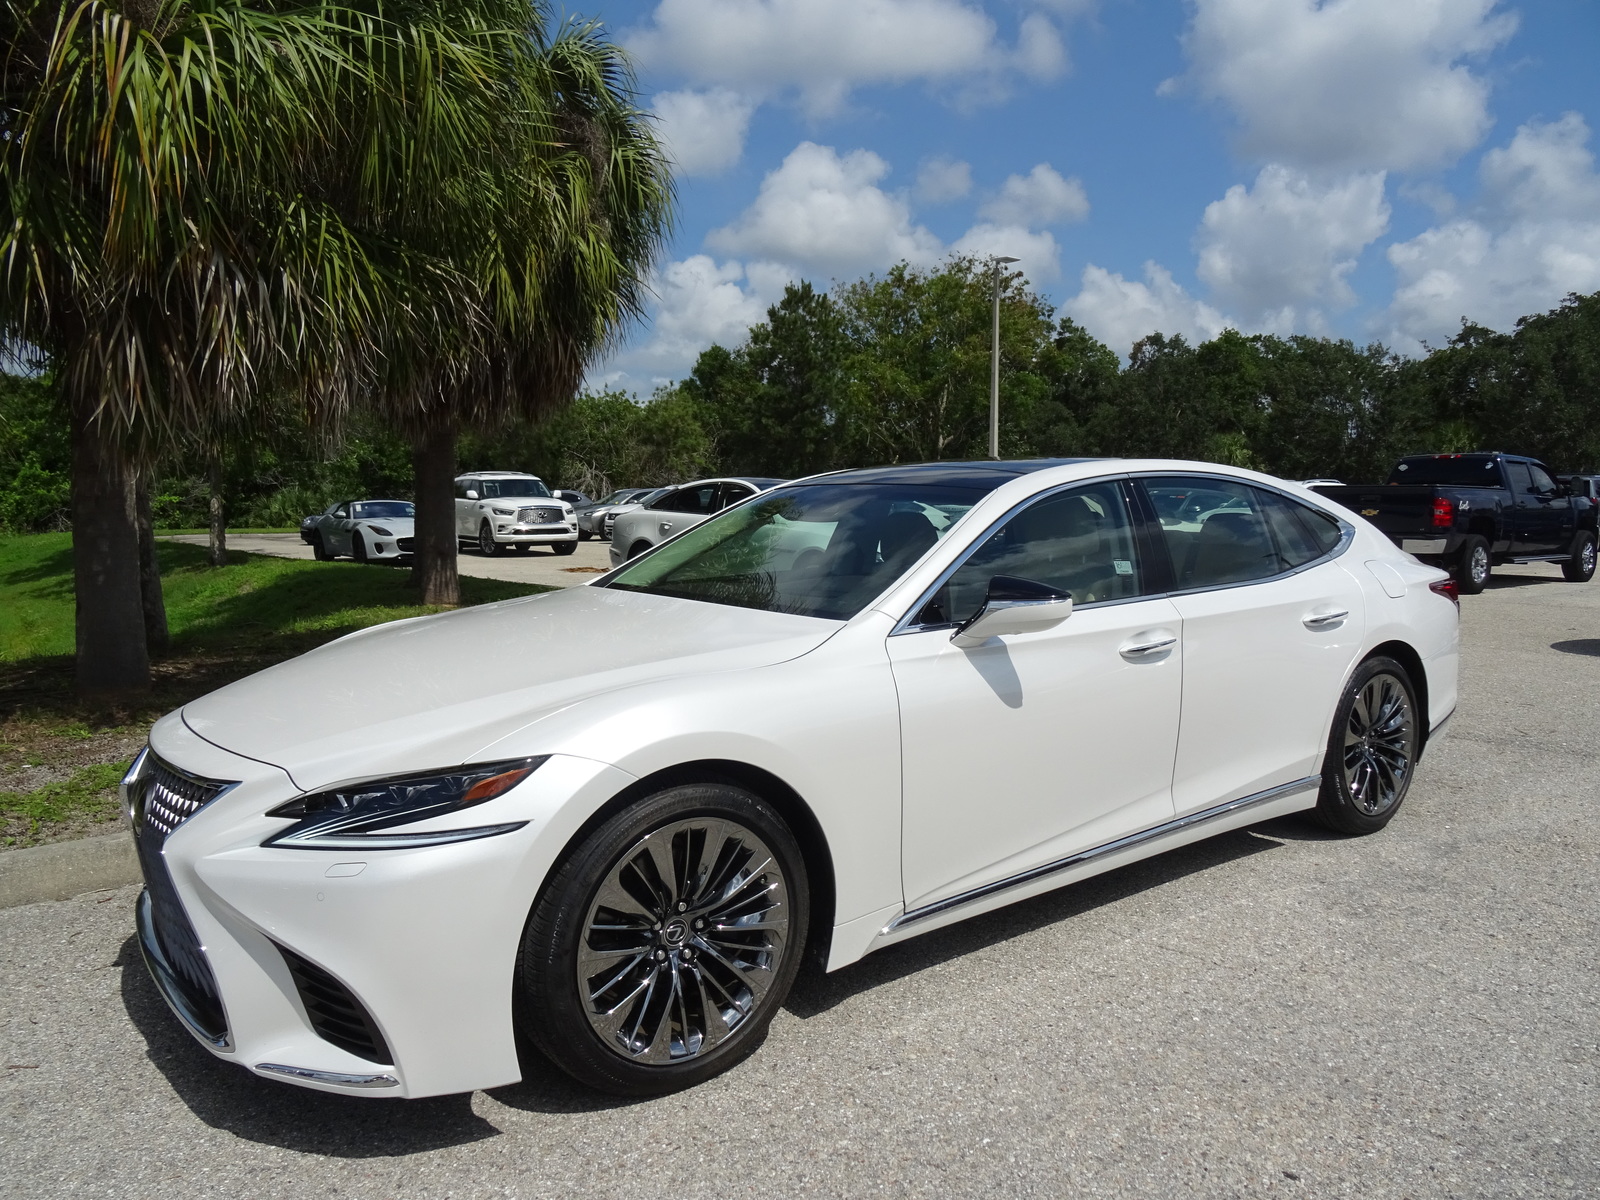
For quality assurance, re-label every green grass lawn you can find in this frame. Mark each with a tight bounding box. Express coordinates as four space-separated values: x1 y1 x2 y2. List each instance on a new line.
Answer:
0 533 553 848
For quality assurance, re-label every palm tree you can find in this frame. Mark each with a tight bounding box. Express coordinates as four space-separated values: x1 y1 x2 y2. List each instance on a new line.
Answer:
0 0 551 696
398 18 672 606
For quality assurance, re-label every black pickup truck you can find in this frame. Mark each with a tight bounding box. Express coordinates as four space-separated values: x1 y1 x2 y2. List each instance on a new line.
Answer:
1313 453 1598 593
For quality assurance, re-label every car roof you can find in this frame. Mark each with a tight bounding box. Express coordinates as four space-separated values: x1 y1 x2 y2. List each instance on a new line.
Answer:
458 471 543 479
798 459 1102 490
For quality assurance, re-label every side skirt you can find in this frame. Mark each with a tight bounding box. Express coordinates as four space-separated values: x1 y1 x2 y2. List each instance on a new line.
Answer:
868 776 1322 953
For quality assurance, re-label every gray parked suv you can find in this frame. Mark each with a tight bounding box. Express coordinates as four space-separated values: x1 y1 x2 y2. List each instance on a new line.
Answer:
608 477 786 566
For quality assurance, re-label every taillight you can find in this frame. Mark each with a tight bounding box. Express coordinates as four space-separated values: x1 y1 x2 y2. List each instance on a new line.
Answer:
1431 497 1454 528
1429 578 1459 607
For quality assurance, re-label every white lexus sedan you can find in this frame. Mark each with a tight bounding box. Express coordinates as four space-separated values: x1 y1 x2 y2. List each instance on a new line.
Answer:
127 459 1458 1099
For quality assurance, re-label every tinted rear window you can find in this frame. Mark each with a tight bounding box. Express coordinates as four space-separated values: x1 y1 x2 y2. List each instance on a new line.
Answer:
1388 456 1503 486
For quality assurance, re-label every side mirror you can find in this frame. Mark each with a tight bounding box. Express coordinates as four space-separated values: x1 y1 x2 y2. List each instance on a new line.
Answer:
465 489 479 500
951 575 1073 648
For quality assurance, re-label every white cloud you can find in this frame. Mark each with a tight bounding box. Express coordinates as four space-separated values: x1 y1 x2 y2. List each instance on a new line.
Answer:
915 155 973 204
1064 262 1233 358
951 224 1063 284
706 142 944 279
652 89 755 177
978 163 1090 227
601 256 774 386
1196 165 1389 325
627 0 1068 119
1385 115 1600 349
1175 0 1517 171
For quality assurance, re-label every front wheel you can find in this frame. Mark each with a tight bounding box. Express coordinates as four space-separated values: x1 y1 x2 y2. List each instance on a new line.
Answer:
1454 534 1490 594
516 783 809 1096
478 521 503 557
351 529 368 564
1312 656 1420 835
577 529 592 541
1563 530 1596 582
312 534 331 562
553 541 577 556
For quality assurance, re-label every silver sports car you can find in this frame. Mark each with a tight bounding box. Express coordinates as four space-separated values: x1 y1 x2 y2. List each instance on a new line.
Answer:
308 500 416 563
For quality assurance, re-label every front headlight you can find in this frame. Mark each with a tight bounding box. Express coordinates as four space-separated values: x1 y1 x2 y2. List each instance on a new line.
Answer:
367 525 393 537
263 757 547 850
492 506 515 516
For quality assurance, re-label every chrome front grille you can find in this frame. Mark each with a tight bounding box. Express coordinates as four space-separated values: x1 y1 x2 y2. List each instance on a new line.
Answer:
136 758 231 839
518 506 563 524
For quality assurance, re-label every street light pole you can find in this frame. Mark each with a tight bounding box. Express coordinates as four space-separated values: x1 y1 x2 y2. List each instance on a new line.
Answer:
990 255 1019 459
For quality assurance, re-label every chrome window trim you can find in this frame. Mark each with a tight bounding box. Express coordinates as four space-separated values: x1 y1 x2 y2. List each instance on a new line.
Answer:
884 774 1322 932
1133 472 1356 600
890 472 1143 636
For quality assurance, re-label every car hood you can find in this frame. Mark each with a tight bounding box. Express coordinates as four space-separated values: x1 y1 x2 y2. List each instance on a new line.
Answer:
180 585 839 791
357 516 414 532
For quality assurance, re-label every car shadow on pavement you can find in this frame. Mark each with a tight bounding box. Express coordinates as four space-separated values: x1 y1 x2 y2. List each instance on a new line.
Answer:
117 937 502 1155
1552 638 1600 656
786 823 1291 1021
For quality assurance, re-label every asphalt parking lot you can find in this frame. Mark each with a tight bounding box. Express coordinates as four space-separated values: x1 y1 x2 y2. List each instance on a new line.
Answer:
2 564 1596 1200
164 532 616 587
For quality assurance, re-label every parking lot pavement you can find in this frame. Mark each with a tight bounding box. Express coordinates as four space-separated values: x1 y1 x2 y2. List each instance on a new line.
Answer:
164 532 614 587
2 565 1596 1200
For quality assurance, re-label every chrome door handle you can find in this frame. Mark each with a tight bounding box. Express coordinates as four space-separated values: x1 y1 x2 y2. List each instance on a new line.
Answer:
1303 609 1350 629
1119 635 1177 658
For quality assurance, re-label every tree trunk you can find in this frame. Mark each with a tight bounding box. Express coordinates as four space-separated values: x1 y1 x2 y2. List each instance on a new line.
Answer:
70 395 150 698
411 413 460 606
135 468 169 656
207 454 227 566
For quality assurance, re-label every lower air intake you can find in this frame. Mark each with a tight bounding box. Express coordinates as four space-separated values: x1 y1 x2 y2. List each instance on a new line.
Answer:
277 945 393 1065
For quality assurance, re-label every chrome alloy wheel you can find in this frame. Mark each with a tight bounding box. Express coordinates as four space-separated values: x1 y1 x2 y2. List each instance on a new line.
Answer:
577 818 789 1064
1342 673 1416 816
1469 543 1490 587
479 521 497 556
1584 540 1597 575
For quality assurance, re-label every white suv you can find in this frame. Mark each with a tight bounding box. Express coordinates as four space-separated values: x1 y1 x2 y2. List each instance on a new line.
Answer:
455 472 579 556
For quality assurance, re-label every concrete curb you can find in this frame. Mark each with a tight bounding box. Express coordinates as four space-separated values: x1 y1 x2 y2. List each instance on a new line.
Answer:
0 831 139 908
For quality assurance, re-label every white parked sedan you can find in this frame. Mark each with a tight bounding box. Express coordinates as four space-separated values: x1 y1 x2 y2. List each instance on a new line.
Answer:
127 459 1458 1099
307 499 415 563
608 476 786 566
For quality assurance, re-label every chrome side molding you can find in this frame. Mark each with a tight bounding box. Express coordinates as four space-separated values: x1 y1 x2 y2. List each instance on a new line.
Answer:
255 1063 400 1089
885 775 1322 933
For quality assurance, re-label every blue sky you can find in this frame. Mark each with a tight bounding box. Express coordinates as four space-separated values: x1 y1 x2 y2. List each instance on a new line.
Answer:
584 1 1600 391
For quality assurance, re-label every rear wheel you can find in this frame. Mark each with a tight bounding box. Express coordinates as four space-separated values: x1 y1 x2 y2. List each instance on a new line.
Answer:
1453 534 1490 594
479 521 503 557
1563 530 1596 582
578 529 592 541
1312 656 1419 835
517 783 808 1095
553 541 577 556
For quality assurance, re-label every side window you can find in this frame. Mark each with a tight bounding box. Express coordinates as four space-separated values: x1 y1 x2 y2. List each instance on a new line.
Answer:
717 484 755 510
1506 461 1534 497
918 481 1143 626
658 485 718 514
1258 490 1343 568
1145 477 1283 590
454 478 474 500
1528 464 1557 494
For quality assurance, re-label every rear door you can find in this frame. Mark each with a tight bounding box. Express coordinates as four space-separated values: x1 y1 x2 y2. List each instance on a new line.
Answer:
1140 475 1366 815
652 482 721 542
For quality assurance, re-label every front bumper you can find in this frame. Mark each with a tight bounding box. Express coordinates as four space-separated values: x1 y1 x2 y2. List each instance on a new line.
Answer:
136 716 634 1097
492 524 578 545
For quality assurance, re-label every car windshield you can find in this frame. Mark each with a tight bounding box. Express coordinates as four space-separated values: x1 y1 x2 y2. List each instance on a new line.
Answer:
600 490 642 505
351 501 414 519
479 477 550 498
1388 456 1503 486
602 483 987 620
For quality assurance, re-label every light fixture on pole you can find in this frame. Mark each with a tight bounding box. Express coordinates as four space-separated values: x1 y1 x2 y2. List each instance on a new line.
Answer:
990 256 1019 460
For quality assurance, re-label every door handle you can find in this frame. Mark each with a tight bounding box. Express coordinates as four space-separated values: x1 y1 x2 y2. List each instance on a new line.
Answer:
1303 609 1350 629
1119 634 1177 658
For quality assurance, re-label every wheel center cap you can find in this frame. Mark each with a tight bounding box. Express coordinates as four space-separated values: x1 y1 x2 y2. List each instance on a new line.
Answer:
662 918 689 948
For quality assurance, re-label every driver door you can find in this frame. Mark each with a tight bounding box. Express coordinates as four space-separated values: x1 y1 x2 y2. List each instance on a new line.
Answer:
888 479 1183 911
326 502 352 554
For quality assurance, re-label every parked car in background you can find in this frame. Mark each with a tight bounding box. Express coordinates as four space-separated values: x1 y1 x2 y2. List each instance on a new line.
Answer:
574 488 655 540
554 489 591 508
1312 453 1597 593
1559 474 1600 507
455 472 578 556
308 500 415 563
299 505 335 544
128 458 1458 1099
608 477 786 565
601 487 670 541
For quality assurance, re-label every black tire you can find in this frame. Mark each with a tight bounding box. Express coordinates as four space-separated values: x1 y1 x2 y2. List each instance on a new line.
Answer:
312 533 331 561
1562 530 1596 583
517 783 809 1096
1312 656 1420 836
627 540 652 560
351 529 368 564
1453 534 1491 594
553 541 577 556
577 529 592 542
479 521 503 557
